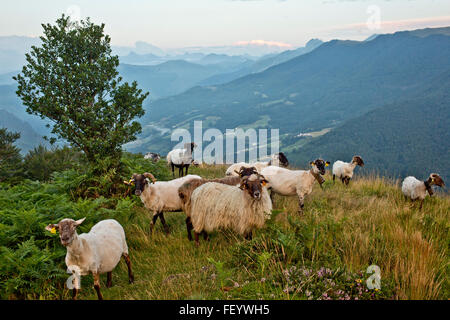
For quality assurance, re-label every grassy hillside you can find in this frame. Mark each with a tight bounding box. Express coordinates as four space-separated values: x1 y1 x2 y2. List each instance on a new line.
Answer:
1 161 448 300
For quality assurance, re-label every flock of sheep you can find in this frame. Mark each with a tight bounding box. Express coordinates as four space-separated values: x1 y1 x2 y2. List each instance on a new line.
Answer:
46 143 445 300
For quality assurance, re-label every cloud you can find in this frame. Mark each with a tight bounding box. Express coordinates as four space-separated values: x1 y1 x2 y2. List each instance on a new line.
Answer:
233 40 293 48
325 15 450 34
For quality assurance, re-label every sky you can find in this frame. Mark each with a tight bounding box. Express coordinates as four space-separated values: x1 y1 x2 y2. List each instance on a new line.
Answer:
1 0 450 49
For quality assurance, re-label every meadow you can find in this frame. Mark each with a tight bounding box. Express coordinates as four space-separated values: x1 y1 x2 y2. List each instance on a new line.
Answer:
0 157 448 300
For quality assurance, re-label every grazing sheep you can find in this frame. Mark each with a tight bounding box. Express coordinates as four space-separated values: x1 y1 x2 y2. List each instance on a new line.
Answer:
124 172 201 233
167 142 197 177
401 173 445 209
178 167 258 241
225 152 289 176
45 218 134 300
189 174 272 245
261 159 330 214
144 152 161 162
332 155 364 185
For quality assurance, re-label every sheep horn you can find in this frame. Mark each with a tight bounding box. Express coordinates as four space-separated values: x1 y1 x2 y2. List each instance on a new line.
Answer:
143 172 157 183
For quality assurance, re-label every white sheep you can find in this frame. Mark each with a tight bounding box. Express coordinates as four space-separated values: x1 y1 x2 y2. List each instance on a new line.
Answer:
225 152 289 176
144 152 161 162
261 159 330 214
167 142 197 177
45 218 133 300
189 174 272 245
125 172 201 233
401 173 445 209
332 155 364 185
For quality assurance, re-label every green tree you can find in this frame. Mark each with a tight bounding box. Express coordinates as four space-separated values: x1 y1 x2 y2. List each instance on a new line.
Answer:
14 15 149 171
0 128 22 183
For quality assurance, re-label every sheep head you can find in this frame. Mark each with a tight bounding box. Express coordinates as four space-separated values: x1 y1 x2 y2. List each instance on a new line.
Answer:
352 156 364 167
277 152 289 167
235 166 258 178
429 173 445 188
184 142 197 153
45 217 86 246
310 159 330 175
125 173 157 196
239 174 268 200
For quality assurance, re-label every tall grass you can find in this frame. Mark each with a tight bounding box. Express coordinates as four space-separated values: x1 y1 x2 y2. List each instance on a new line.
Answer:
0 163 448 300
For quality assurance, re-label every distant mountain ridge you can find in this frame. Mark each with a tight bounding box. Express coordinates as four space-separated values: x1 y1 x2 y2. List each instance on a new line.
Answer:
126 27 450 178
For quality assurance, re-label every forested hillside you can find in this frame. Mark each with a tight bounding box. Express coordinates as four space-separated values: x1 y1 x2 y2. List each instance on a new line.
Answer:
288 71 450 182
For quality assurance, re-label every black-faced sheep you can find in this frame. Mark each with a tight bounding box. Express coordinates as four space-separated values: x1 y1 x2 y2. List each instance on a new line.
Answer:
332 155 364 185
167 142 197 177
45 218 134 300
401 173 445 209
125 172 201 234
261 159 330 214
188 174 272 245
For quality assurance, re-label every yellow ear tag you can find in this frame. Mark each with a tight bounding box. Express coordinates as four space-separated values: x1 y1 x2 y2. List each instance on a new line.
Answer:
129 179 134 185
325 163 329 167
50 227 56 234
262 181 267 186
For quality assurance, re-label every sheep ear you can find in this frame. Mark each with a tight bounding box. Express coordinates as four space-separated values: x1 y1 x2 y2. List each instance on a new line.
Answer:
239 182 247 190
45 224 58 233
74 218 86 227
325 161 330 167
310 161 315 166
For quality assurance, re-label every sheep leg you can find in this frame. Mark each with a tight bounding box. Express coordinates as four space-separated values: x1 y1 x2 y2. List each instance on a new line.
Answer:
93 272 103 300
185 165 189 176
150 214 159 234
419 199 424 210
298 196 305 214
245 231 253 240
345 177 350 186
171 163 175 178
333 174 335 183
159 212 170 234
106 272 112 288
202 231 209 241
194 232 200 246
123 253 134 284
72 288 79 300
186 217 193 241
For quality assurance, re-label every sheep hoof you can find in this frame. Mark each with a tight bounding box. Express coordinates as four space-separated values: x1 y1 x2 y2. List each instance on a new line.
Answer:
129 276 134 284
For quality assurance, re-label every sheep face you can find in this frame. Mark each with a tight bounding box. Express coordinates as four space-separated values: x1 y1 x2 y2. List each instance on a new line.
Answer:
277 152 289 167
184 142 197 153
239 174 268 200
310 159 330 175
45 218 86 246
125 173 157 196
235 166 258 178
352 156 364 167
430 174 445 187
